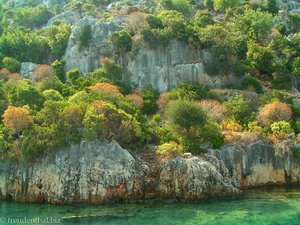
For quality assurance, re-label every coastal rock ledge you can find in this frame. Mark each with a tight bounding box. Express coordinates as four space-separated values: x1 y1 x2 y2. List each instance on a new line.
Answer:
0 140 299 204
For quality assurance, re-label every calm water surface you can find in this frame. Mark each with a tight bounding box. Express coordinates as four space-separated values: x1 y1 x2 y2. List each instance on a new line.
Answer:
1 186 300 225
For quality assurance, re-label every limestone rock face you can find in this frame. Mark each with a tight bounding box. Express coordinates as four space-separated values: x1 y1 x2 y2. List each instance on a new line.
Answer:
0 141 239 203
7 0 66 11
63 18 119 74
1 140 300 204
211 141 300 188
0 141 144 204
279 0 300 10
47 11 81 26
151 156 240 200
123 41 238 92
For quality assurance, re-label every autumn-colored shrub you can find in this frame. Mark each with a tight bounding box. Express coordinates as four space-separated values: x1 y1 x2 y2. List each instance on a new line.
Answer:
127 11 147 34
257 102 292 126
126 90 144 108
88 82 121 95
221 120 243 132
31 65 55 82
0 68 10 82
157 92 170 110
2 106 33 135
8 73 22 82
198 99 229 123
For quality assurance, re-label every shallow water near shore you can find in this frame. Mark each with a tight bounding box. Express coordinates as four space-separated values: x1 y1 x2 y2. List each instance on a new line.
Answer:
1 186 300 225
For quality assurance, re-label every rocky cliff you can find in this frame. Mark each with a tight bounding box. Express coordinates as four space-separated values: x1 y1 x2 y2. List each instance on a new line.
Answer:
1 140 299 204
123 41 238 92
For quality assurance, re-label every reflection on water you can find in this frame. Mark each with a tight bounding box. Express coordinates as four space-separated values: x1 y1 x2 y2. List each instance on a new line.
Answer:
1 186 300 225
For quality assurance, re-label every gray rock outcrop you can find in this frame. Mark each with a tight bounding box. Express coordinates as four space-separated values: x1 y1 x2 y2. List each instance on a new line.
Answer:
212 141 300 188
123 41 238 92
6 0 66 11
0 141 144 203
0 141 239 203
63 18 119 74
47 11 81 26
20 62 38 78
1 140 300 204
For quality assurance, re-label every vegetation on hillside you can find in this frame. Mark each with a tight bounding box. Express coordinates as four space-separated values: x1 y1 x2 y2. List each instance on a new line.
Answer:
0 0 300 160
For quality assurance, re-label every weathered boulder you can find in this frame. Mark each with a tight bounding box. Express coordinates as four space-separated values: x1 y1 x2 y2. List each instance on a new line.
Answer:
63 17 119 74
47 11 81 26
152 156 240 200
20 62 38 78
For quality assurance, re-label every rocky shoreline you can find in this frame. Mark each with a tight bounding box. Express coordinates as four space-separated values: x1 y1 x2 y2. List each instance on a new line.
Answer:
0 140 299 204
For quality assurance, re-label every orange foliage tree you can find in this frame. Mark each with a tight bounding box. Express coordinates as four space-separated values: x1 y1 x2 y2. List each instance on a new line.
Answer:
88 82 121 95
2 106 33 135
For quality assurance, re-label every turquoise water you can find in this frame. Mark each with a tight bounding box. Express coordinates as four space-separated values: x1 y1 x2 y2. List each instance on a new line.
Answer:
1 187 300 225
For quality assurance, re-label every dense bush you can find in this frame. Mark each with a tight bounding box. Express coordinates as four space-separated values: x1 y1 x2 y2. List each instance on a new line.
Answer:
201 122 224 149
156 141 184 158
224 94 252 125
198 99 228 123
2 57 21 73
257 102 292 126
169 82 218 101
294 147 300 159
78 25 92 51
111 29 132 53
142 85 159 114
270 121 294 140
241 75 263 93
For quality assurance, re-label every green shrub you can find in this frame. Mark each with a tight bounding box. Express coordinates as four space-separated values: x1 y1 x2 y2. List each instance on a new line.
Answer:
292 121 300 134
270 121 294 139
201 122 224 149
67 69 81 84
260 90 292 105
2 57 21 73
213 0 240 11
293 147 300 159
156 141 184 158
51 60 66 82
234 60 252 77
111 29 132 53
166 99 207 134
142 85 159 114
78 25 92 50
194 11 214 28
146 14 164 29
169 82 218 101
224 94 252 125
241 75 263 93
42 89 64 101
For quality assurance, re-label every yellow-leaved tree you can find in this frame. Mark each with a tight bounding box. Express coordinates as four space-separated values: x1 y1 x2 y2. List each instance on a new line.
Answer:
2 106 33 136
